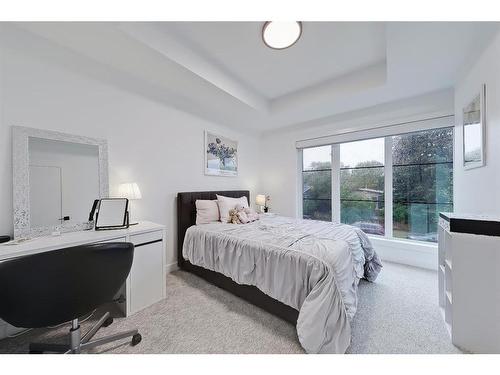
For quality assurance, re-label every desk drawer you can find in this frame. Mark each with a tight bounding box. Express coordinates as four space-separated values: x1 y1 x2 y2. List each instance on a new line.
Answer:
130 230 162 246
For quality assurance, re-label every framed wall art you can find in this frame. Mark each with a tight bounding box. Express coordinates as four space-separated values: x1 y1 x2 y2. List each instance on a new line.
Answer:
204 131 238 177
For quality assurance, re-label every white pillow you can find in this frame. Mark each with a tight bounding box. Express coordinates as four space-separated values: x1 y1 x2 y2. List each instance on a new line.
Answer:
216 195 249 223
195 200 220 225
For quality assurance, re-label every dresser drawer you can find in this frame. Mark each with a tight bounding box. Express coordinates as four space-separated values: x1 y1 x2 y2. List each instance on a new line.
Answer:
130 230 162 246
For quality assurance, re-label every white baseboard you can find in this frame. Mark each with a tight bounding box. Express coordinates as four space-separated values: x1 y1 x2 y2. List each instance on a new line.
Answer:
165 262 179 274
369 236 438 270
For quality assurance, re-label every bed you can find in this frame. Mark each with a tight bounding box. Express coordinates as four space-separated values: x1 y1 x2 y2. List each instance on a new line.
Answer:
177 190 382 353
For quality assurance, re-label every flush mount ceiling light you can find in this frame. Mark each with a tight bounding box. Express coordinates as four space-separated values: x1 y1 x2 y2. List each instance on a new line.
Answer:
262 21 302 50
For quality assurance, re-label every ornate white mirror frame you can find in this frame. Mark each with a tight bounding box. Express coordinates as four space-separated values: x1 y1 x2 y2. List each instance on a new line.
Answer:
12 126 109 239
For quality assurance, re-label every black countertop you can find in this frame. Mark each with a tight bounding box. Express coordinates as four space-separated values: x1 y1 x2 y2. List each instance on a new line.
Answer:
440 212 500 236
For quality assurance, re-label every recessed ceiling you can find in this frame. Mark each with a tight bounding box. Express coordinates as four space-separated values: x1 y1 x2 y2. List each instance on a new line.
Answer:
5 21 499 134
165 22 387 99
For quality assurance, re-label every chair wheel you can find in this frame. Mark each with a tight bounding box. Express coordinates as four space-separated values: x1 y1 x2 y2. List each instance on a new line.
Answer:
131 333 142 346
103 317 114 327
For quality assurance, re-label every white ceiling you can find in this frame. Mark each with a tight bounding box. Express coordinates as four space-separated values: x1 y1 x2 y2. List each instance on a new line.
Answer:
165 22 387 99
5 22 499 134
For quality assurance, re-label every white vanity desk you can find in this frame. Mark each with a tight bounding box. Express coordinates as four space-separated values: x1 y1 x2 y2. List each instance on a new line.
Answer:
0 221 166 339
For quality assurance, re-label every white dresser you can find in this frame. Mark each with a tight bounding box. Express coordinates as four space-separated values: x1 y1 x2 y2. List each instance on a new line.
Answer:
0 221 167 339
438 213 500 353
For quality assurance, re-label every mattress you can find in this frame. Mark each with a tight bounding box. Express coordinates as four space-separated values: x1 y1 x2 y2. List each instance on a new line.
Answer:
182 215 382 353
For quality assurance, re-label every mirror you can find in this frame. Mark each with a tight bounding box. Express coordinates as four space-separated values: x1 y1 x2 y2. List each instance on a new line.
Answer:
463 84 486 170
29 138 100 228
95 198 129 229
13 126 109 238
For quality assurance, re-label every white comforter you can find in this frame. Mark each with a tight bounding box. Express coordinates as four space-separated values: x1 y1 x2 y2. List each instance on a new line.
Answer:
182 215 382 353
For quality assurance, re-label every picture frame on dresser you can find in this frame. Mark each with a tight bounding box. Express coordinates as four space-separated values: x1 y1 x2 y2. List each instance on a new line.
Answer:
462 84 486 170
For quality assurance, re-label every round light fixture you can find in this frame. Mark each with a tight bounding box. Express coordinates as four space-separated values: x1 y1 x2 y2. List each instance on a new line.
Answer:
262 21 302 50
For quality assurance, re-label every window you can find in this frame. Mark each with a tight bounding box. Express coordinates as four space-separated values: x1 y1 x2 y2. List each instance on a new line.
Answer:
300 126 454 243
392 128 454 242
302 145 332 221
340 138 385 235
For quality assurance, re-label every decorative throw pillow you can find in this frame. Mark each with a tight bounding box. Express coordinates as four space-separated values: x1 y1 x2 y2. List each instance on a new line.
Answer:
216 195 249 223
195 200 220 225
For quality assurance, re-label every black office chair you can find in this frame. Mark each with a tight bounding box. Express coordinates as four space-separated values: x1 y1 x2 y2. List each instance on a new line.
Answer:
0 242 142 354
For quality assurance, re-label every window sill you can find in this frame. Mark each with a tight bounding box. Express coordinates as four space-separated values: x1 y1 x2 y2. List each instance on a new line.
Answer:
368 235 437 270
367 235 437 250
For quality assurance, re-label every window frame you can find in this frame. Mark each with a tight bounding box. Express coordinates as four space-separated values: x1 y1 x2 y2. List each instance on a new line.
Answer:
300 145 333 222
298 125 454 244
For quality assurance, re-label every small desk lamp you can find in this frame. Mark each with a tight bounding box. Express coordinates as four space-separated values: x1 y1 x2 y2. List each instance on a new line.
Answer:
118 182 142 225
256 194 269 213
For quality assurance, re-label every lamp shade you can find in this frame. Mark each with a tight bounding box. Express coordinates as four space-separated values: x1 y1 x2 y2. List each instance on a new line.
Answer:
118 182 142 200
255 194 266 206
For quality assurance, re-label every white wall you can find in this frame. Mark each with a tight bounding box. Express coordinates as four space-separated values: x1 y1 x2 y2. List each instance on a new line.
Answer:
0 43 260 268
454 29 500 215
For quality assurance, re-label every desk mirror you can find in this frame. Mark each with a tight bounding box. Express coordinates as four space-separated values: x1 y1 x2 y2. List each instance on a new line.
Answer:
12 126 109 239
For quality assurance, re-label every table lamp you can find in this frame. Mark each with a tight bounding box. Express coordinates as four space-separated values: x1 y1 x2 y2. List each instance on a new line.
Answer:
118 182 142 225
256 194 269 213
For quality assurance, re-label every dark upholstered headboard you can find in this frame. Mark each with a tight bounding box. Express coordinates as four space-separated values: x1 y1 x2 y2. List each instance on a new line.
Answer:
177 190 250 267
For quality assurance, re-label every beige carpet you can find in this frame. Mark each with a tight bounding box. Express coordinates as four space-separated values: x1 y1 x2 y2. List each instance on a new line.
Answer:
0 261 462 354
